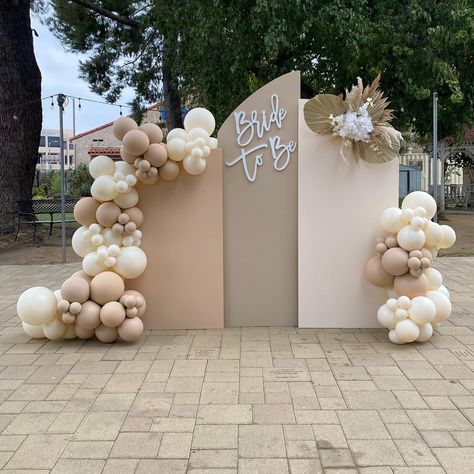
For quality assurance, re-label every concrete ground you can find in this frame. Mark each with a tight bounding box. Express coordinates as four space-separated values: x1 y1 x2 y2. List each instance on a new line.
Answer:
0 258 474 473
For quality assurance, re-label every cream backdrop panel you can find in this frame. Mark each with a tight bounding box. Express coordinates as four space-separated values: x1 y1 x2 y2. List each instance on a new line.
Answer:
218 71 299 326
298 99 399 328
128 150 224 330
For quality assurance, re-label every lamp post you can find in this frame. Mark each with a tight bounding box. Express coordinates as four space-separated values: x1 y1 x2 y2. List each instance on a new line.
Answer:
432 92 438 222
57 93 67 263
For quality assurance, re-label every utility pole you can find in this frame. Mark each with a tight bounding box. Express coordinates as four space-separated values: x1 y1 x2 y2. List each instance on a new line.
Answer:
432 92 438 222
57 93 67 263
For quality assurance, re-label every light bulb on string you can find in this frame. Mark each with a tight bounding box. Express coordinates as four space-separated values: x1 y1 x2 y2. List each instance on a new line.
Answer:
119 106 123 116
50 97 54 110
78 99 82 111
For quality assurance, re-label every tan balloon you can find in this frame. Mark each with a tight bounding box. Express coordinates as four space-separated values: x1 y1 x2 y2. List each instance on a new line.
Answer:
118 316 144 342
139 122 163 144
420 248 434 261
394 273 429 298
74 197 100 226
95 324 118 343
69 302 82 315
121 289 146 317
96 202 121 227
159 160 180 181
71 270 92 283
381 247 409 276
74 324 95 339
120 145 137 164
113 116 138 141
144 143 167 167
125 207 144 227
75 300 101 330
61 277 90 304
90 271 125 305
138 173 159 185
123 129 150 156
366 256 394 288
100 301 126 328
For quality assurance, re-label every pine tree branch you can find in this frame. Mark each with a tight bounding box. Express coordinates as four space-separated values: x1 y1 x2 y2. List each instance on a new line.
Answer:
69 0 139 28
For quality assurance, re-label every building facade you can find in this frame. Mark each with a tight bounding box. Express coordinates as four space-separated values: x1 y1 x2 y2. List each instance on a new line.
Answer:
37 128 74 171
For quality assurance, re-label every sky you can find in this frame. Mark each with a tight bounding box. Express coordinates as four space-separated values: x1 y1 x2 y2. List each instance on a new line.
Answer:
31 15 134 136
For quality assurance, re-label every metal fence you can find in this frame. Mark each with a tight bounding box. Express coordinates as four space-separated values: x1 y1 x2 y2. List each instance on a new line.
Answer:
444 184 474 210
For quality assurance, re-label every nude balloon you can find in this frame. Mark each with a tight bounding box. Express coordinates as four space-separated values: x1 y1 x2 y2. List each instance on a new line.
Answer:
145 143 167 167
124 207 144 228
139 122 163 144
118 316 144 342
394 273 429 299
159 160 180 181
75 325 95 339
113 116 138 141
96 202 121 228
366 256 394 288
74 197 100 226
90 271 125 305
95 324 118 343
61 277 90 304
75 300 101 330
17 287 57 325
100 301 126 328
381 247 409 276
123 129 149 156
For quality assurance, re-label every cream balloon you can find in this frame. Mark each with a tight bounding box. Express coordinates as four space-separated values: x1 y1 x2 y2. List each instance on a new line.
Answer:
397 225 425 251
426 290 452 325
22 321 45 338
115 161 136 179
407 296 436 324
72 226 95 258
380 207 404 233
113 188 139 209
91 175 118 202
416 323 433 342
82 252 107 276
209 137 218 149
402 191 437 219
63 324 77 339
184 108 216 135
166 127 187 142
89 155 115 179
187 127 211 144
43 318 67 340
17 287 57 325
438 285 450 298
424 221 443 247
439 225 456 249
388 329 405 344
395 319 420 343
114 246 147 279
424 267 442 290
102 228 122 246
377 305 396 329
167 138 187 162
183 155 206 175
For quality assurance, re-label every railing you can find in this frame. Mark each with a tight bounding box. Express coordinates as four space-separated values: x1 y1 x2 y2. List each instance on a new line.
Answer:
443 184 474 210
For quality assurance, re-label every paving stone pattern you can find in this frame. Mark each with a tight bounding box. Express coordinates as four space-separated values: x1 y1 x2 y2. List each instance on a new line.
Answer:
0 258 474 472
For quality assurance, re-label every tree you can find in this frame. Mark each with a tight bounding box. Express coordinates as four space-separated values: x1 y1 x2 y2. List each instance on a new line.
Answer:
0 0 42 225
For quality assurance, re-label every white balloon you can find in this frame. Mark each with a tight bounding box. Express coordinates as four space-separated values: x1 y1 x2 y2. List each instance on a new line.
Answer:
395 319 420 343
377 305 396 329
115 161 135 178
72 226 95 258
402 191 437 219
183 155 206 175
397 225 425 251
91 175 118 202
89 155 115 179
408 296 436 324
167 138 187 162
439 225 456 249
114 188 139 209
401 208 415 223
22 321 45 338
380 207 404 233
395 308 408 321
416 323 433 342
63 324 77 339
114 246 147 279
424 267 443 290
102 228 122 246
427 290 452 325
389 329 405 344
43 318 66 340
187 127 210 144
209 137 218 149
82 252 108 276
166 128 187 142
184 108 216 135
53 289 62 302
424 221 443 247
398 295 411 309
17 287 57 325
438 285 450 298
386 298 399 311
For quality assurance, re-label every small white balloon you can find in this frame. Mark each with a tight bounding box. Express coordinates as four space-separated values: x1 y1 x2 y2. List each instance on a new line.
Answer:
386 298 399 311
209 137 218 149
401 208 415 222
416 323 433 342
427 290 452 325
408 296 436 324
108 244 121 257
22 321 46 338
184 108 216 135
380 207 404 233
389 329 405 344
411 216 425 229
398 295 411 309
187 127 210 144
438 285 450 298
439 225 456 249
89 155 115 179
183 155 206 175
402 191 437 219
17 287 57 325
424 267 443 290
91 234 104 246
43 318 67 340
424 221 443 247
396 319 420 343
72 226 95 258
82 252 108 276
395 308 408 321
377 305 396 329
115 161 135 178
414 207 427 218
102 228 122 246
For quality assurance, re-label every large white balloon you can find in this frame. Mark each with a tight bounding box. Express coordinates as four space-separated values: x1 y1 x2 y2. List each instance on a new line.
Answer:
167 138 187 162
115 161 136 178
91 175 118 202
72 226 95 258
380 207 403 234
89 155 115 179
114 246 147 279
82 252 108 276
184 108 216 135
377 304 396 329
43 318 66 340
17 287 57 325
183 155 206 175
408 296 436 324
166 127 187 142
424 221 443 247
389 329 405 344
22 321 45 339
416 323 433 342
424 267 443 290
187 127 210 144
395 319 420 343
439 225 456 249
427 290 452 325
438 285 450 298
397 225 425 251
402 191 437 219
114 188 139 209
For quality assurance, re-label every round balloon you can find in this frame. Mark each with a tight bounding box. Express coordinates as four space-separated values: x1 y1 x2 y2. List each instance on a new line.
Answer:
90 271 125 305
397 225 425 251
96 202 121 228
184 108 215 135
75 325 95 340
120 145 137 164
395 319 420 343
408 296 436 324
139 122 163 144
159 160 180 181
100 301 126 328
122 129 149 156
114 246 147 279
424 267 443 290
95 324 118 343
17 287 57 325
72 226 95 258
380 207 404 233
427 290 452 325
167 138 187 162
74 197 100 226
402 191 437 219
144 143 167 167
43 318 67 340
82 252 107 276
439 225 456 249
366 256 394 288
381 247 409 276
424 222 443 247
118 316 144 342
89 155 115 179
75 300 101 330
113 116 138 141
377 305 396 329
416 323 433 342
113 188 139 209
91 175 118 202
22 321 45 339
393 273 429 299
183 155 206 175
61 277 90 304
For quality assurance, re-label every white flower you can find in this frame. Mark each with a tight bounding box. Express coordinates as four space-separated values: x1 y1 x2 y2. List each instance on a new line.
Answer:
331 101 374 143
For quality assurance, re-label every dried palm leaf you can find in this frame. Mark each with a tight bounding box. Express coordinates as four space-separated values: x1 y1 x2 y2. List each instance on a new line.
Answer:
304 94 346 135
345 77 364 111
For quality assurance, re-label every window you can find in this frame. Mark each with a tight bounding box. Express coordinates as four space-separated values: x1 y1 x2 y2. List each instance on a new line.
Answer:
48 136 60 148
39 136 46 147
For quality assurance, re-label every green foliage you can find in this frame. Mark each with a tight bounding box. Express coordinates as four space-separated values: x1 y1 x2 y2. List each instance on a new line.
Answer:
67 163 93 197
40 0 474 139
32 186 47 200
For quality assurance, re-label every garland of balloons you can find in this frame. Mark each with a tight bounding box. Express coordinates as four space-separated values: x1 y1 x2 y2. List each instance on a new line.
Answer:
366 191 456 344
16 108 218 343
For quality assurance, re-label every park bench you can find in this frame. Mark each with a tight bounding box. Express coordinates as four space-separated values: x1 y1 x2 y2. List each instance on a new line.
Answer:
16 198 78 241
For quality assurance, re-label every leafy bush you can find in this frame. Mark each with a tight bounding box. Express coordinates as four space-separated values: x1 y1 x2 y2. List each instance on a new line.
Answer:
32 186 47 199
67 163 94 197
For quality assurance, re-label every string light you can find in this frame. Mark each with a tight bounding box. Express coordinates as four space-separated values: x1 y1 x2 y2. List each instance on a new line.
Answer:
78 98 82 111
50 97 54 109
119 105 123 116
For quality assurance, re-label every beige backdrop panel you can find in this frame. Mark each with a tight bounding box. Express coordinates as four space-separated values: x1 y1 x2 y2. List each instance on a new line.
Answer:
128 150 224 329
298 100 399 328
218 71 300 327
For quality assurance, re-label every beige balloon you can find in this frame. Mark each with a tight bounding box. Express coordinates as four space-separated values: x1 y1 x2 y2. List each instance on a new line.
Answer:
118 316 144 342
75 300 101 330
139 123 163 144
121 289 147 317
381 247 409 276
90 271 125 305
159 160 180 181
61 276 90 304
96 202 122 227
74 197 100 226
394 273 429 298
120 145 137 164
100 301 126 328
144 143 168 167
71 270 92 283
74 324 95 339
366 256 394 288
113 116 138 141
125 207 144 227
123 129 150 156
95 324 118 343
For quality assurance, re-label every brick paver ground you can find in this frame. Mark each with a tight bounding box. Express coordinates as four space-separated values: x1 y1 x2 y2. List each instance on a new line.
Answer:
0 258 474 473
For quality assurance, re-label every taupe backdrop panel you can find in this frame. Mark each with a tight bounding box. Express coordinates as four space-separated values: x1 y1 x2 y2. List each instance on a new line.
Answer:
128 150 224 329
298 100 399 328
219 71 300 326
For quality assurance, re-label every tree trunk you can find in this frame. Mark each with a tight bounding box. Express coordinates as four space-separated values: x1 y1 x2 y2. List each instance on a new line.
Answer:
0 0 42 228
162 33 183 130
